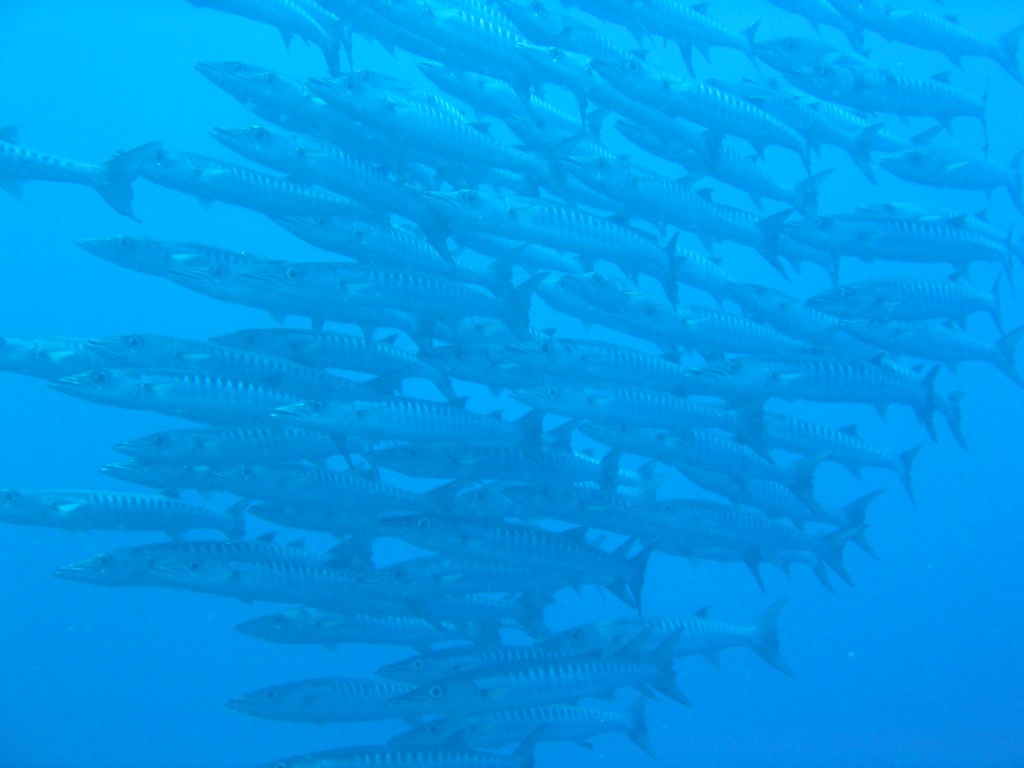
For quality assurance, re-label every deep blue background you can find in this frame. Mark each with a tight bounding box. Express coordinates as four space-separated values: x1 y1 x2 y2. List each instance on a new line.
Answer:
1 1 1022 766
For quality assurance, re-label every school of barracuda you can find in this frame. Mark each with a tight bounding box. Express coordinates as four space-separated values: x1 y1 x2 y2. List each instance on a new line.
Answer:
2 0 1022 765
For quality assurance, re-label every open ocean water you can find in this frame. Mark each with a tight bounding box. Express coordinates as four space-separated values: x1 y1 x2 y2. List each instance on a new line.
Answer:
1 1 1023 766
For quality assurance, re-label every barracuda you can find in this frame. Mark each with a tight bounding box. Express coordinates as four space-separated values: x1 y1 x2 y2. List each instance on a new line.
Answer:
114 425 343 467
0 335 107 381
50 368 297 426
74 235 271 278
133 144 374 221
0 489 244 540
227 677 416 724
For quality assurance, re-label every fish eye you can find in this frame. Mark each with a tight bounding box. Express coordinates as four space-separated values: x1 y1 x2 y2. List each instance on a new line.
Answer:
462 190 479 205
0 490 15 504
127 335 144 349
839 288 852 300
272 614 285 627
429 685 444 699
240 466 253 479
627 59 640 73
210 265 227 278
412 659 424 670
264 689 277 700
187 560 201 572
336 278 347 290
315 215 329 227
253 127 268 140
151 434 167 446
539 341 552 354
570 629 583 641
391 568 405 581
98 555 112 567
726 361 741 374
90 370 110 384
549 47 561 60
117 236 131 249
643 305 657 318
308 400 325 414
453 347 467 359
153 150 166 163
427 723 441 736
262 72 278 84
546 386 559 397
529 0 544 11
403 446 419 458
285 267 300 280
416 517 431 531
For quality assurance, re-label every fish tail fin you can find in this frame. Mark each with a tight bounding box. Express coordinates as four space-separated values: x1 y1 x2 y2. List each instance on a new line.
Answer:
991 270 1006 333
597 449 621 493
751 598 794 677
756 208 794 278
997 22 1024 84
97 141 159 220
838 489 884 559
515 592 552 640
512 727 544 768
995 324 1024 388
943 390 968 450
507 272 547 339
851 124 882 184
646 629 690 705
515 408 545 450
626 697 658 757
815 524 865 588
224 497 248 540
625 543 654 617
898 444 923 504
662 232 680 305
793 169 833 218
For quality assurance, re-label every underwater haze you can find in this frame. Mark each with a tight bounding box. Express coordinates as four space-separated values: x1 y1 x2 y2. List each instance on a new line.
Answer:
1 1 1023 767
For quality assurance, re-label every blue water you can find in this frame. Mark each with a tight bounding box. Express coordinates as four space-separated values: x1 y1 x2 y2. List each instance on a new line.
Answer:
1 1 1023 766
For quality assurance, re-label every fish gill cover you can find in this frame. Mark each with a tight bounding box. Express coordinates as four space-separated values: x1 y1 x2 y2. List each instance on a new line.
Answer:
0 0 1022 766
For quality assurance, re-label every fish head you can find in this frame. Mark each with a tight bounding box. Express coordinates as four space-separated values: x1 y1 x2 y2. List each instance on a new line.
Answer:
50 368 142 403
510 383 576 412
74 236 158 268
272 399 347 428
195 62 303 108
365 444 440 475
0 488 51 524
147 550 234 586
505 337 575 372
805 284 866 316
515 42 585 82
878 149 934 181
53 545 156 586
85 333 167 365
167 262 245 294
590 54 654 92
388 678 482 716
100 459 207 490
416 343 495 377
306 74 372 115
226 682 308 719
137 146 196 183
389 717 466 748
234 608 308 642
540 619 622 654
209 124 297 166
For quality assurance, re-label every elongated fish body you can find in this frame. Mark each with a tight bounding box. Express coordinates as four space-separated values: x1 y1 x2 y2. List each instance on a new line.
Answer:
210 327 452 396
611 300 803 359
423 189 677 302
807 276 1002 327
786 212 1012 272
251 741 537 768
379 516 649 610
136 145 373 221
366 442 628 488
765 0 863 49
497 0 637 62
100 460 218 494
275 396 542 447
74 236 271 278
542 600 792 675
685 353 966 446
880 146 1023 211
50 368 297 426
0 489 244 539
753 35 876 77
227 677 415 724
53 539 381 612
114 425 341 467
504 336 698 393
307 77 545 182
512 384 744 435
839 320 1024 387
392 698 653 756
205 463 427 515
366 554 598 603
210 125 427 221
416 343 538 394
567 0 753 70
390 635 687 718
86 333 380 402
272 217 458 278
726 282 852 345
761 411 921 484
0 336 107 380
591 58 806 157
615 118 821 215
0 125 140 218
238 261 532 340
377 644 571 686
187 0 343 74
235 606 485 651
